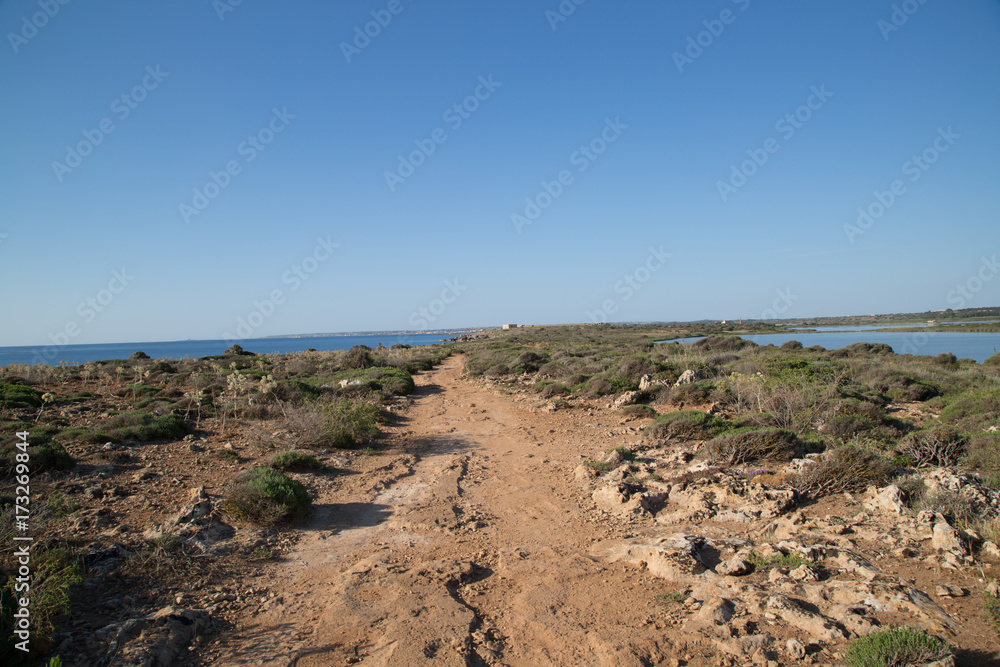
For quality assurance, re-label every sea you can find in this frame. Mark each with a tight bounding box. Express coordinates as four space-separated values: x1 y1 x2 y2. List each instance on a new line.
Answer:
0 331 475 367
668 325 999 364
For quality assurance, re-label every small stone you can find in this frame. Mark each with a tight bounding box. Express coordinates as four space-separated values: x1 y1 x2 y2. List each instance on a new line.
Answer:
935 585 966 598
786 638 806 660
717 556 753 576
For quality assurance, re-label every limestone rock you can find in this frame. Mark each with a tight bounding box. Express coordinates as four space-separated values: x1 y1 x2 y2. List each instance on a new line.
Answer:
765 594 847 642
613 391 641 407
717 556 753 577
674 370 698 386
101 606 212 667
934 585 966 598
785 638 806 660
932 520 965 554
864 484 905 514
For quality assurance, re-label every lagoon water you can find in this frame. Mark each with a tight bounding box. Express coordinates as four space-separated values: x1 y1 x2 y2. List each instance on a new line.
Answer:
670 331 999 363
0 331 468 367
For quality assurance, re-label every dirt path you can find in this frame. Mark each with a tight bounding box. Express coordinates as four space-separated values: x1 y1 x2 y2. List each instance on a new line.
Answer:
216 355 675 666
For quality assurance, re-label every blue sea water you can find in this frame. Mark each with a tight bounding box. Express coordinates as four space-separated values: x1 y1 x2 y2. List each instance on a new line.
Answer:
0 331 471 367
667 331 999 363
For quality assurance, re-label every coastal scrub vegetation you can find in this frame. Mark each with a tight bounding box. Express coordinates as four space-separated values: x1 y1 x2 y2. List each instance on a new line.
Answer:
457 323 1000 492
0 341 451 661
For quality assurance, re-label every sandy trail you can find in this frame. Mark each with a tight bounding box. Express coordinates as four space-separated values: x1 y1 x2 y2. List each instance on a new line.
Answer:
217 355 671 666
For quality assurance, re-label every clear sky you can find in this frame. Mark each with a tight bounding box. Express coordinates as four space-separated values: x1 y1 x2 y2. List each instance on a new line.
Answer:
1 0 998 345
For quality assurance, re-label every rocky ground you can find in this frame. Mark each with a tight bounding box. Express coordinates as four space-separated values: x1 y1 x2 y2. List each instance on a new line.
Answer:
32 354 1000 665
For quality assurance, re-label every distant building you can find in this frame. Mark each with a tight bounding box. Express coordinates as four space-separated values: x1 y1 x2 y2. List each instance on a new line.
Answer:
501 324 518 330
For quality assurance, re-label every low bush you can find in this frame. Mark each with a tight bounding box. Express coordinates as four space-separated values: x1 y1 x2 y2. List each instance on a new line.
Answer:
539 383 569 399
224 467 311 525
644 410 738 442
691 336 755 353
939 389 1000 434
271 451 325 471
842 625 949 667
1 546 81 660
83 411 187 444
962 432 1000 474
831 342 896 359
288 399 380 449
621 404 657 418
0 382 43 409
706 428 801 466
795 444 897 497
341 345 374 370
666 382 713 406
897 426 965 467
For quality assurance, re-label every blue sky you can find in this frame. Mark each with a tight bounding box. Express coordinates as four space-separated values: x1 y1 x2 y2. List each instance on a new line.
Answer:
1 0 998 346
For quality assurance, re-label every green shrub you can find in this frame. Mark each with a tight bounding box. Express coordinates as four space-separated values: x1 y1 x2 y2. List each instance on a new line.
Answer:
1 547 81 660
691 336 755 353
795 444 897 497
706 428 801 465
539 383 568 399
0 382 43 409
667 382 712 406
341 345 374 370
585 377 616 396
271 450 325 471
644 410 739 442
616 357 655 383
842 626 949 667
29 443 76 473
939 389 1000 434
745 551 813 572
963 432 1000 473
289 399 380 449
621 404 657 418
831 342 896 359
83 411 187 444
224 467 311 525
512 351 547 374
984 352 1000 367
